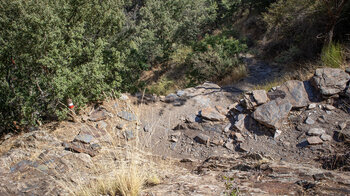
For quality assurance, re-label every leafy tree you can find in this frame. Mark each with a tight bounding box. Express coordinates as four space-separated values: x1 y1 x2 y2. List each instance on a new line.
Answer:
0 0 126 132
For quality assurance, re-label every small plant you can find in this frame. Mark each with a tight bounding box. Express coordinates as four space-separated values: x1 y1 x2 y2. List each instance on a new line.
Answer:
321 42 345 68
223 176 240 196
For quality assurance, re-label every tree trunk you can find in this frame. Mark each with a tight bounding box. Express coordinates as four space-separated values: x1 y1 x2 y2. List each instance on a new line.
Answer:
324 0 349 45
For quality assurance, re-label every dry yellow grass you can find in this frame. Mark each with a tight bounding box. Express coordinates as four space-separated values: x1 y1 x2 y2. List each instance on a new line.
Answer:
218 64 248 86
70 96 162 196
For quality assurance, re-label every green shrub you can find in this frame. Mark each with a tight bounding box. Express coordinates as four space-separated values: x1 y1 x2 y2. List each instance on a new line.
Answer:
134 0 217 64
321 42 345 68
187 34 247 84
0 0 126 131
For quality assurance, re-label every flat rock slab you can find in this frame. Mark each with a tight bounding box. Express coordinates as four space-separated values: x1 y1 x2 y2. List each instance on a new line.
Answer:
118 111 137 121
277 80 310 108
305 117 315 125
194 133 210 144
74 134 94 144
320 134 332 141
165 93 178 103
307 136 323 145
234 114 248 132
307 128 325 136
89 109 108 121
78 126 108 141
252 98 292 129
311 68 350 96
200 107 226 121
252 90 269 105
63 142 100 157
124 130 135 140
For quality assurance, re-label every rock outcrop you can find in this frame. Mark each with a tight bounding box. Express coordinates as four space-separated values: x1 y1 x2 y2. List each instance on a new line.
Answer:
276 80 310 108
252 98 292 129
311 68 350 96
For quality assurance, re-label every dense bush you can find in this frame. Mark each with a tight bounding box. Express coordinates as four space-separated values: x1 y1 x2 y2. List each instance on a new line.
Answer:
132 0 217 64
0 0 220 133
187 34 247 83
0 0 127 131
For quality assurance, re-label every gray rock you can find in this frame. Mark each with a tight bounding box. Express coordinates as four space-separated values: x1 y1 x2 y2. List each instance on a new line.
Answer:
124 130 135 141
74 134 94 144
224 123 232 133
165 93 178 103
320 134 332 141
215 105 228 115
308 103 317 109
274 129 282 139
176 90 186 97
185 114 201 123
234 114 247 132
234 133 245 143
305 117 315 125
276 80 309 108
144 124 151 132
200 107 226 121
64 141 101 157
224 139 234 151
267 90 286 100
311 68 350 96
96 121 108 129
117 111 137 121
194 133 210 144
307 136 323 145
243 93 258 110
307 128 325 136
252 98 292 129
229 102 244 113
89 109 108 122
324 104 336 110
252 90 269 105
238 143 250 152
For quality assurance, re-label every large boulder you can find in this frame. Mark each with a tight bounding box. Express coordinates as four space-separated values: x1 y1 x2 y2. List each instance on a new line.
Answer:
276 80 309 108
311 68 350 96
252 98 292 129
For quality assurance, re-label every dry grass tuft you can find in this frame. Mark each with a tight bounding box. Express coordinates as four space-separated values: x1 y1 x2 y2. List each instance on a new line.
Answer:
75 161 150 196
218 64 248 86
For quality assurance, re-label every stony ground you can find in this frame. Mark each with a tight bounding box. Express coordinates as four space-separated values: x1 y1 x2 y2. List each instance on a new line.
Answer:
1 63 350 195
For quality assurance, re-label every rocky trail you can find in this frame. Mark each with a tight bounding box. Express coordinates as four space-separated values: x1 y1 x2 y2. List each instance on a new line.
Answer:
1 63 350 195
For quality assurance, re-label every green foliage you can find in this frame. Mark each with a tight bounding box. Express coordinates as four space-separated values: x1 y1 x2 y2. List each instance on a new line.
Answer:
321 42 345 68
0 0 126 130
147 77 177 96
223 176 240 196
188 34 247 83
134 0 217 64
